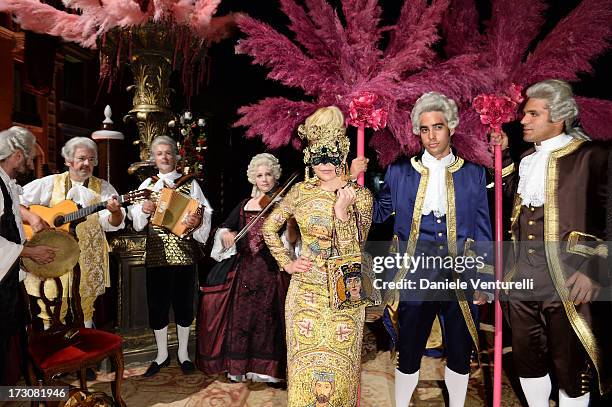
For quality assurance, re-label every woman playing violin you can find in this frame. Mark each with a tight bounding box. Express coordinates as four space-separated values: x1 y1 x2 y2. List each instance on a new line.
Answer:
197 153 296 383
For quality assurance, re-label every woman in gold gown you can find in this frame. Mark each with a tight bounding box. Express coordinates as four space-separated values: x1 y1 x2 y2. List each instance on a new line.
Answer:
262 106 373 407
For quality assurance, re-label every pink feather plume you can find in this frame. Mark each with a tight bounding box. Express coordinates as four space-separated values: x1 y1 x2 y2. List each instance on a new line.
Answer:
0 0 98 47
576 97 612 141
486 0 547 75
369 129 404 167
236 14 345 97
190 0 222 34
452 108 493 167
382 0 449 75
0 0 231 48
235 0 452 163
514 0 612 85
440 0 483 57
235 98 318 149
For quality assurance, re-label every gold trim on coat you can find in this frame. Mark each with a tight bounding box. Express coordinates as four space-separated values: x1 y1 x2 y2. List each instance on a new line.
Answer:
508 195 522 266
544 139 603 394
501 163 515 178
567 231 608 259
383 158 429 339
446 168 480 355
383 159 429 326
447 156 465 173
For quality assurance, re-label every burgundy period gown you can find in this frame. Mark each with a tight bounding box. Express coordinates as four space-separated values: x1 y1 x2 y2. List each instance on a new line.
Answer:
197 199 290 381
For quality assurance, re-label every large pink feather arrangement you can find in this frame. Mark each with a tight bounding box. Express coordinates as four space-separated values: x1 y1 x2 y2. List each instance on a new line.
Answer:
382 0 449 75
461 0 612 147
235 0 462 161
236 98 318 150
485 0 547 76
0 0 99 47
237 0 612 167
452 110 493 168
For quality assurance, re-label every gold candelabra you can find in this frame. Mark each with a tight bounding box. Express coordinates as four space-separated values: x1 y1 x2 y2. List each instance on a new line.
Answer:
100 22 206 178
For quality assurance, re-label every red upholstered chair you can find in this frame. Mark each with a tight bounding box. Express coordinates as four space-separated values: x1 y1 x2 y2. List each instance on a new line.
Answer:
24 265 126 407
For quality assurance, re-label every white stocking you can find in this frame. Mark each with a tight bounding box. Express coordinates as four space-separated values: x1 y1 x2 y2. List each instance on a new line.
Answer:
444 367 469 407
395 368 419 407
519 374 552 407
153 326 168 364
177 324 191 363
559 389 589 407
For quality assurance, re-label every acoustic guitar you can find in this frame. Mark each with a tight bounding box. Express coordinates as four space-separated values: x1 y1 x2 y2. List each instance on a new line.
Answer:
23 189 150 239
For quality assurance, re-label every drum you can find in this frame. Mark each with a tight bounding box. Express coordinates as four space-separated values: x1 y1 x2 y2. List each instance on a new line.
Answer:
22 229 80 278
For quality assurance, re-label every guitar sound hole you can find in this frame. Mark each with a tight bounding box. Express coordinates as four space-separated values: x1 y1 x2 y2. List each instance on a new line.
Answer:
54 216 65 227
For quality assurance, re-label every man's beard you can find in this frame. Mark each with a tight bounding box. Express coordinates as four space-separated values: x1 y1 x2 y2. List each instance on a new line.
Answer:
15 170 33 185
73 168 93 180
15 160 34 184
316 394 330 403
17 163 29 175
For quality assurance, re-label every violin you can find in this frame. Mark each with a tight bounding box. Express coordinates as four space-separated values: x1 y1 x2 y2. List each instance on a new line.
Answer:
257 184 281 208
224 171 299 250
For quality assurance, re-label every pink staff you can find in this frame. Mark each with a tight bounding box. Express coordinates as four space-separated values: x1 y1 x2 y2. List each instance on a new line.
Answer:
473 84 523 407
493 143 503 407
348 92 388 186
356 124 366 185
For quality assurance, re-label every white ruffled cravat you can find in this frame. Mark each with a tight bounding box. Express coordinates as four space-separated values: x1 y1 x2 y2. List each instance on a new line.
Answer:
0 167 22 196
421 150 455 218
9 178 22 196
66 184 96 205
517 133 572 207
153 170 181 190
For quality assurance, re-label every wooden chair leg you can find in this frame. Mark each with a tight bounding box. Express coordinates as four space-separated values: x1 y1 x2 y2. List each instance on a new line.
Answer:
109 350 126 407
30 378 44 407
78 367 87 390
28 365 39 407
25 359 37 386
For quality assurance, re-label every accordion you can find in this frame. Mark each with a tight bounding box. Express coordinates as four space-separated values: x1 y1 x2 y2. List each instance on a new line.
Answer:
151 187 203 238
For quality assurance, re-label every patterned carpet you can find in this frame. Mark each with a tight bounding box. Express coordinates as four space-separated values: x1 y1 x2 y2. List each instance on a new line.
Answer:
24 351 519 407
7 324 525 406
8 328 611 406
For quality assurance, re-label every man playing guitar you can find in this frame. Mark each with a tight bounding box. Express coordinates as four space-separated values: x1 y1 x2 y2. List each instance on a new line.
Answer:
20 137 125 337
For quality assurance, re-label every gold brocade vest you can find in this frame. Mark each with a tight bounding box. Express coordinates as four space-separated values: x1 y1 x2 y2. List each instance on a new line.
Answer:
144 177 196 267
25 172 110 299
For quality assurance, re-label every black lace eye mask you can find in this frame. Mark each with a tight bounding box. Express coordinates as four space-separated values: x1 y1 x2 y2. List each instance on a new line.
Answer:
310 145 341 166
311 154 341 167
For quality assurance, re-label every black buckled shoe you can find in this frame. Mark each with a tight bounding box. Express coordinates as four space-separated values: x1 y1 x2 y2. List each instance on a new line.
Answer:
178 358 196 375
143 356 171 377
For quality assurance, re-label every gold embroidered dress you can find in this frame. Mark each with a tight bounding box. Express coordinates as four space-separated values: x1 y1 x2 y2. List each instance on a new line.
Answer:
262 179 372 407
